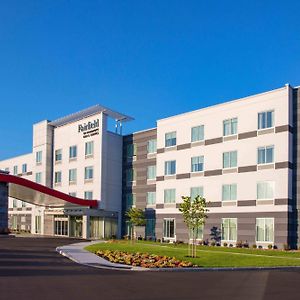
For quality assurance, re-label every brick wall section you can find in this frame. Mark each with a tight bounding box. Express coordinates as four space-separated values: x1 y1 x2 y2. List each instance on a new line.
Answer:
122 128 157 235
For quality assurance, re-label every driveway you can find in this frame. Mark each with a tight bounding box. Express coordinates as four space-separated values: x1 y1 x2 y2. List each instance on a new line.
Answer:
0 237 299 300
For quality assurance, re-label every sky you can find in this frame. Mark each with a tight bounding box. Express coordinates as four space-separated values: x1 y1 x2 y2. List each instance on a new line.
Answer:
0 0 300 160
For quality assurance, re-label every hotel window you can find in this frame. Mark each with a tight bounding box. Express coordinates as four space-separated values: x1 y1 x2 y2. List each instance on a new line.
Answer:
145 219 156 238
223 118 237 136
165 160 176 175
85 141 94 157
13 165 18 175
165 131 176 147
126 168 136 183
147 192 156 205
256 218 274 243
13 199 17 208
35 172 42 183
222 184 237 201
54 171 62 184
191 125 204 142
84 191 93 200
258 146 274 164
258 110 274 129
69 192 77 197
191 156 204 172
55 149 62 162
126 144 137 157
69 145 77 159
22 164 27 174
190 186 204 199
36 151 42 164
126 194 136 208
257 181 274 200
223 151 237 168
221 218 237 241
163 219 175 239
147 139 157 154
164 189 176 203
69 169 77 183
21 201 26 208
147 165 156 180
84 166 94 180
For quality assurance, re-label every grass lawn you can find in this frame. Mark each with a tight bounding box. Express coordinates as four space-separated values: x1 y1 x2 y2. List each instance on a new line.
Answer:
85 240 300 268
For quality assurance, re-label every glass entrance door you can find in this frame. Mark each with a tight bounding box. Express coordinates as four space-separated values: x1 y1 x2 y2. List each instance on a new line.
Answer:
69 216 82 238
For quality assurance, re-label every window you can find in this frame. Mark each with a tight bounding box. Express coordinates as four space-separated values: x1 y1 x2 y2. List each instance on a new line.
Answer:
256 218 274 242
190 186 204 199
13 166 18 175
164 189 176 203
223 118 237 136
163 219 175 238
189 225 203 240
147 165 156 180
165 132 176 147
84 191 93 200
21 201 26 208
145 219 156 238
147 139 157 154
191 125 204 142
126 194 136 208
36 151 42 164
54 171 62 184
221 218 237 241
84 166 94 180
55 149 62 162
258 110 274 129
126 168 136 183
191 156 204 172
147 192 156 205
69 169 77 183
13 199 17 208
222 184 237 201
69 145 77 159
22 164 27 173
126 144 137 157
165 160 176 175
85 141 94 157
257 181 274 200
69 192 77 197
223 151 237 168
258 146 274 164
35 172 42 183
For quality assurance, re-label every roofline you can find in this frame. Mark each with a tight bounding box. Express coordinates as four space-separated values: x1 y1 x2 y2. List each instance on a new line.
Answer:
158 85 289 123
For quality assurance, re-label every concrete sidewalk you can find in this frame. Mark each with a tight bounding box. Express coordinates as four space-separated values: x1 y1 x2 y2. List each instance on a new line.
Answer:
56 240 145 271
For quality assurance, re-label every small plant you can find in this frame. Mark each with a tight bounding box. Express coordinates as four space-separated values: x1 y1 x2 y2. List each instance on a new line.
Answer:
236 241 243 248
267 244 273 249
252 244 257 249
229 244 233 247
273 245 278 250
210 241 216 246
243 242 249 248
258 245 263 249
216 242 221 247
223 242 228 247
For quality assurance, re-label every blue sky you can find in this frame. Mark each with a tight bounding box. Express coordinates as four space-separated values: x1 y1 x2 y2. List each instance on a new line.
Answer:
0 0 300 160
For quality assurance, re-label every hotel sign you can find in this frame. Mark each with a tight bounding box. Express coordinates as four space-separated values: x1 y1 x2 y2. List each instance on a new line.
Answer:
78 119 100 138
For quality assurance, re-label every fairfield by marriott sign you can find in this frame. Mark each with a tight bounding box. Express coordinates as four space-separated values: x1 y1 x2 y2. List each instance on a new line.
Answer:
78 119 100 138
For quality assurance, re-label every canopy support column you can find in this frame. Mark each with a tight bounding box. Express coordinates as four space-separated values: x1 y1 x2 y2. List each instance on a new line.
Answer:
0 182 8 234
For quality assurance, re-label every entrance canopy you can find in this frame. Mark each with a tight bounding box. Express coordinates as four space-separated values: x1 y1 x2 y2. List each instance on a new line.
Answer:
0 173 98 208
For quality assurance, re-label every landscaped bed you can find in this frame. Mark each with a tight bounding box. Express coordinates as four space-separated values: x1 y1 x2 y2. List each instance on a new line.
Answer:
85 240 300 268
95 249 196 268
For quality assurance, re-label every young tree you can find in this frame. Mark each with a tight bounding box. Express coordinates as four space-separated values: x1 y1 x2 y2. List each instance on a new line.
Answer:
125 207 146 243
179 195 209 257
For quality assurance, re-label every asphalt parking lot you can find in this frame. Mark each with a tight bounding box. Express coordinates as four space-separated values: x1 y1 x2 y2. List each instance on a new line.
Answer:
0 237 300 300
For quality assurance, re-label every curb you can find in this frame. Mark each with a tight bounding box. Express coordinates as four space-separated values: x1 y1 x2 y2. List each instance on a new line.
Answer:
56 241 300 272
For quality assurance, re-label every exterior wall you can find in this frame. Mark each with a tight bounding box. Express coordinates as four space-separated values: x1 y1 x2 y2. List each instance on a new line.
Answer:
122 128 157 237
154 85 293 247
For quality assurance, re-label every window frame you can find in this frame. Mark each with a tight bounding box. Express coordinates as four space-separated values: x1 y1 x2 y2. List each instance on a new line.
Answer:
222 184 237 201
256 218 274 243
257 145 274 165
191 156 204 173
146 191 156 205
164 188 176 203
222 151 238 169
164 160 176 176
54 171 62 184
163 218 176 239
55 149 62 162
69 145 77 159
147 139 157 154
191 125 204 143
258 110 274 130
223 118 238 137
256 181 275 200
221 218 237 242
165 131 177 147
84 166 94 180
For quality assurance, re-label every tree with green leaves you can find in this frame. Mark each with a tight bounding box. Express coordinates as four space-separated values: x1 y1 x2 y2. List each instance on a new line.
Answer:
125 207 146 243
179 195 209 257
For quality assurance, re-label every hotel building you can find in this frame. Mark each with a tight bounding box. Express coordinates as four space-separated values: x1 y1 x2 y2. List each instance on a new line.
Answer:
1 84 300 248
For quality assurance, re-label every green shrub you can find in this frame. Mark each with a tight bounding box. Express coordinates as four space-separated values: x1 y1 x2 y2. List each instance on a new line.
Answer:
267 244 273 249
223 242 228 247
252 244 257 249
